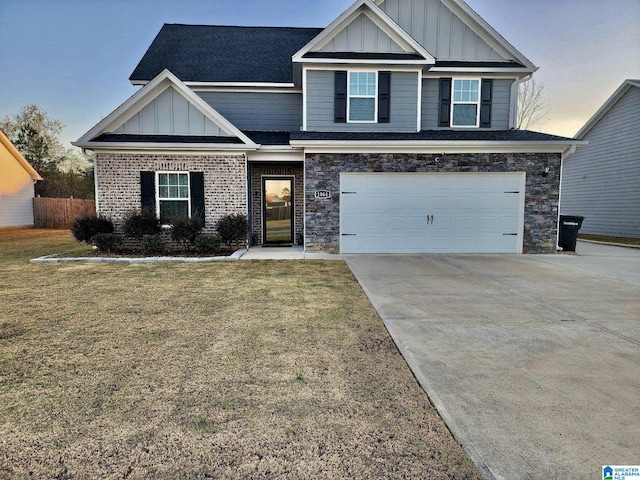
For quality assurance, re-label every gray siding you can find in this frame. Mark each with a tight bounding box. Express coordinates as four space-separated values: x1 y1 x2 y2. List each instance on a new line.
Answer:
306 70 419 132
319 13 404 53
379 0 508 61
421 77 513 130
561 86 640 238
197 91 302 131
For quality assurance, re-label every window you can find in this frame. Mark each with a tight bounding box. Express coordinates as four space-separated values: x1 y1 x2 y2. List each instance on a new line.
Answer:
348 72 377 122
156 172 190 224
451 79 480 127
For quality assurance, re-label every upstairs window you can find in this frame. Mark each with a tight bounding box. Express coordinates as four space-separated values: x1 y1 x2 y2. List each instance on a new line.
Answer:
157 172 190 224
348 72 377 122
452 79 480 127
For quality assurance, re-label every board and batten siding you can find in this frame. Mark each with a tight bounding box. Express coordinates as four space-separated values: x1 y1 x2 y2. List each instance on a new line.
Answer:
318 13 405 54
306 70 419 132
561 86 640 238
197 91 302 132
421 77 513 130
0 145 36 227
378 0 508 61
114 87 229 136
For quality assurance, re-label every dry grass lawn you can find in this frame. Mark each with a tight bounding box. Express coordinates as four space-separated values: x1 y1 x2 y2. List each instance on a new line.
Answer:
0 228 481 479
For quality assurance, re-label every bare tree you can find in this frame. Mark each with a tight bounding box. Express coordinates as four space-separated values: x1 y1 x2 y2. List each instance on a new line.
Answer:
517 79 550 130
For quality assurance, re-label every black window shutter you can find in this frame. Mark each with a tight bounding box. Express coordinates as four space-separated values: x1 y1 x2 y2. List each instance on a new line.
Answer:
378 71 391 123
334 71 347 123
480 79 493 128
439 78 452 127
140 171 155 214
190 172 205 225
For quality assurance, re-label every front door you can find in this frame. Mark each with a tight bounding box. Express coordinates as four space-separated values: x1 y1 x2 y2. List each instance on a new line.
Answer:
263 177 294 245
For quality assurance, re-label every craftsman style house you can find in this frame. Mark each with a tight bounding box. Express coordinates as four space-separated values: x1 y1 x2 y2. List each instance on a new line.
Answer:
75 0 580 254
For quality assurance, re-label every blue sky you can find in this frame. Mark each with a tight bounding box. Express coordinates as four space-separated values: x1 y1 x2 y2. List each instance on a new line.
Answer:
0 0 638 146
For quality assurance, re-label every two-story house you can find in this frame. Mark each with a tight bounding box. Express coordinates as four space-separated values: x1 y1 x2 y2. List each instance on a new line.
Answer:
74 0 581 254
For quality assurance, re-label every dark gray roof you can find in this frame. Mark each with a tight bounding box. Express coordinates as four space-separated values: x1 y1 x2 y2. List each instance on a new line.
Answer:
92 134 243 144
130 24 323 83
434 61 525 68
243 131 291 145
290 130 576 142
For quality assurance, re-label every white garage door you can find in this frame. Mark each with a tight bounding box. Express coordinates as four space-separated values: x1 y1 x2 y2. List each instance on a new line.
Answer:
340 172 525 254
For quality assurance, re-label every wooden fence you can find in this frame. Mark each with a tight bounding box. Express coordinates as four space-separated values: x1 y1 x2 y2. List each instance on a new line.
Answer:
33 197 96 229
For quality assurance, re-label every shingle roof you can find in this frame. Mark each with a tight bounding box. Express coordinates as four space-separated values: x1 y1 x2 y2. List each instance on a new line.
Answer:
130 24 323 84
242 131 291 145
290 130 576 142
92 134 243 144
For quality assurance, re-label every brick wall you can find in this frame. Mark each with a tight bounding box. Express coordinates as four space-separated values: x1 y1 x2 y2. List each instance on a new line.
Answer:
249 162 304 245
304 152 561 254
95 153 247 234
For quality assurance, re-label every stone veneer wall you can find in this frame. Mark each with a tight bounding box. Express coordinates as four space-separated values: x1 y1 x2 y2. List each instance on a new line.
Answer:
304 152 561 254
249 162 304 245
95 153 247 234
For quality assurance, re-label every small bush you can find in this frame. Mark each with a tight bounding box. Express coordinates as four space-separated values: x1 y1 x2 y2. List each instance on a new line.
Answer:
216 214 249 245
122 209 161 239
94 233 122 253
170 215 203 249
195 234 222 255
141 235 165 255
71 215 114 244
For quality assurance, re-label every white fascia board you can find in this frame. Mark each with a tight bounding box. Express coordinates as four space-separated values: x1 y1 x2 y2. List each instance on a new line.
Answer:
574 81 639 139
297 57 432 66
290 140 586 154
77 69 258 148
248 148 305 162
73 143 260 153
428 67 535 74
293 0 435 64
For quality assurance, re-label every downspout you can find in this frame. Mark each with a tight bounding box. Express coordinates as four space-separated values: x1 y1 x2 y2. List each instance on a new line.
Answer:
509 74 533 129
556 143 577 250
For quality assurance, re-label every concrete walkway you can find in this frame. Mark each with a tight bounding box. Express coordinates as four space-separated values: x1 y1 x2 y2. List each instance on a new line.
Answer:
345 247 640 480
240 246 342 260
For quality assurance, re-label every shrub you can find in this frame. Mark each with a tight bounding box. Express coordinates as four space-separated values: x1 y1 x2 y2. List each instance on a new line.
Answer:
195 234 222 255
216 214 249 245
170 215 203 249
71 215 114 244
94 233 122 253
141 235 165 255
122 209 161 239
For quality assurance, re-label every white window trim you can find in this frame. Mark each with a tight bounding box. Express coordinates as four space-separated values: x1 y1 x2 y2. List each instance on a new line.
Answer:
347 70 378 124
156 171 191 225
451 77 481 128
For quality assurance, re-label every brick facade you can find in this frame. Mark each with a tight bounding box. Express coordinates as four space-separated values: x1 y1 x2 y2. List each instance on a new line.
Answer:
95 153 247 234
249 162 304 245
304 152 561 254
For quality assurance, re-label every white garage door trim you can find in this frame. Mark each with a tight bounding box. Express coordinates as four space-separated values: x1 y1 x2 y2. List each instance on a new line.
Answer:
340 172 526 254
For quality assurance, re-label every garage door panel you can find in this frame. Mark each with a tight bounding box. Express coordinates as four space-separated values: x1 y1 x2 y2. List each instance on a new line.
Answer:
340 173 524 254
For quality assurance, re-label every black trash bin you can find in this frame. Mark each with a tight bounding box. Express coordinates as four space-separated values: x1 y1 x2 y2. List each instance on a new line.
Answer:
558 215 585 252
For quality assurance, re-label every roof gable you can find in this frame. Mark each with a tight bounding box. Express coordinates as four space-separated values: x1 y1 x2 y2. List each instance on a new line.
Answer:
293 0 435 65
575 80 640 139
74 69 257 149
0 130 42 180
130 25 322 85
374 0 536 70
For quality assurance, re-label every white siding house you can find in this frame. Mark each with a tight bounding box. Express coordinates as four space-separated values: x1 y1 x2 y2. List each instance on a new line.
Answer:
561 80 640 238
0 130 42 227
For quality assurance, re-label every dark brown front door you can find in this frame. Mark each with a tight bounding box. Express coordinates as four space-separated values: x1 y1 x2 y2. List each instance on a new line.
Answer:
263 177 294 245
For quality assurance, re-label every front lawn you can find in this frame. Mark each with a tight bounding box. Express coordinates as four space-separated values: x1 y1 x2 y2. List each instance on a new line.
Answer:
0 229 481 479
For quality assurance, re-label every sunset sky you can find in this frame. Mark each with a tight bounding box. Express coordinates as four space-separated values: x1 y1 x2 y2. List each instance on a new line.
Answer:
1 0 638 145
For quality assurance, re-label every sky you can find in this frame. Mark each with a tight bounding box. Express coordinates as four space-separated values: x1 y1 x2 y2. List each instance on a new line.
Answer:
0 0 638 147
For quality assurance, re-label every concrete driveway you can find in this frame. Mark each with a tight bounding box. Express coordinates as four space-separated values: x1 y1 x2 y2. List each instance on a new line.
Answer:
345 244 640 480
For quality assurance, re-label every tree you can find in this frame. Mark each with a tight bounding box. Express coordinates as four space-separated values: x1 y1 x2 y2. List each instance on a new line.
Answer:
1 105 94 198
0 104 64 173
517 79 550 130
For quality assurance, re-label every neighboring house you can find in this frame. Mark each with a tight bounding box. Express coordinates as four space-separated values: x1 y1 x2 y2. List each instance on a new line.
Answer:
0 130 42 227
75 0 582 254
561 79 640 239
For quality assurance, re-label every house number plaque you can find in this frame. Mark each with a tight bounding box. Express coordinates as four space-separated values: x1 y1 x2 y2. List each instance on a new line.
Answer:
314 190 332 199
